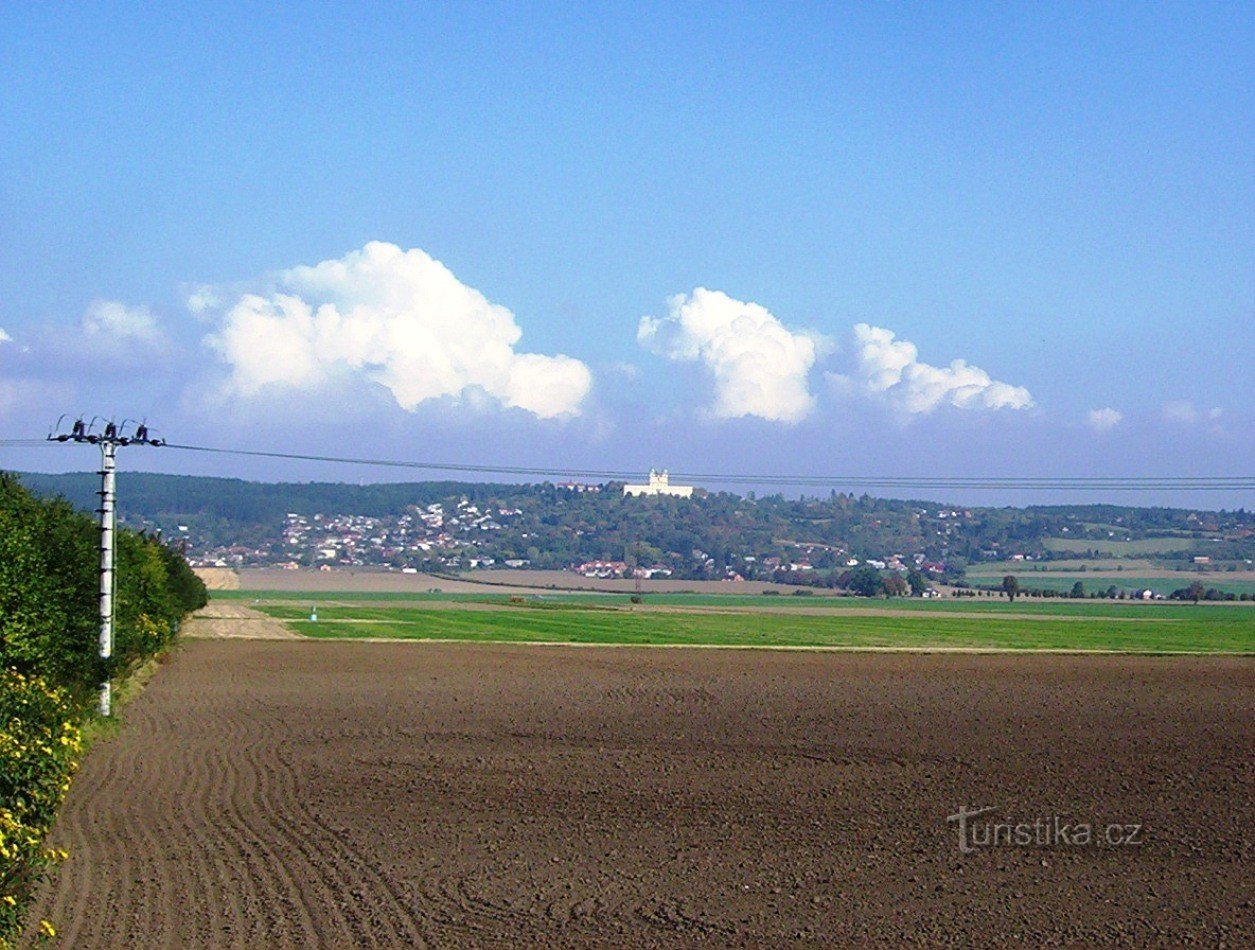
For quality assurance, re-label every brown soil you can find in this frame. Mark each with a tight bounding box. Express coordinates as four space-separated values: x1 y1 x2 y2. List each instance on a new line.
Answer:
31 642 1252 946
194 567 240 590
232 567 819 596
181 602 301 639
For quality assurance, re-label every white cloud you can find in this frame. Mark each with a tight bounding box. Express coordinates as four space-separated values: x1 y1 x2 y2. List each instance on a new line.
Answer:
203 242 592 419
1162 400 1222 425
1086 407 1122 432
185 285 221 315
831 324 1033 414
82 300 162 342
638 288 821 424
607 360 640 381
0 327 10 344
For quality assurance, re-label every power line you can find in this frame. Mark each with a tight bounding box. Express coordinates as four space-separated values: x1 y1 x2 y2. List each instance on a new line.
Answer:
12 433 1252 492
157 442 1253 491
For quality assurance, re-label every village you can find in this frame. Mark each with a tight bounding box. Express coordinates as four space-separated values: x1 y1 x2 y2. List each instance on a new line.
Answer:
183 494 950 585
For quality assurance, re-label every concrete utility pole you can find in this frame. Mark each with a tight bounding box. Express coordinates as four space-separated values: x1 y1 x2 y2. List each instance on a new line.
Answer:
48 418 165 715
98 439 116 715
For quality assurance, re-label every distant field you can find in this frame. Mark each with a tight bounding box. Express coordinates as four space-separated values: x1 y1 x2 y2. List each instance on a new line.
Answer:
965 574 1255 596
974 558 1164 572
223 567 811 596
250 598 1254 654
1040 536 1203 555
220 587 1254 615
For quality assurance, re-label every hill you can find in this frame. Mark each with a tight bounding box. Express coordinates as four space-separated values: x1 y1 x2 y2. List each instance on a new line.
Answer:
15 472 1254 588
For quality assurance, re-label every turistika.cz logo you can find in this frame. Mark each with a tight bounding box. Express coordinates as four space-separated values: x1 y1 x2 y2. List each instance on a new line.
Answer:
947 805 1144 854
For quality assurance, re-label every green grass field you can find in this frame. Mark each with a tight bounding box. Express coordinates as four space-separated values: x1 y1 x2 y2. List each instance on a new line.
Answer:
245 596 1255 654
221 587 1252 614
974 558 1162 572
1040 536 1203 555
964 574 1255 596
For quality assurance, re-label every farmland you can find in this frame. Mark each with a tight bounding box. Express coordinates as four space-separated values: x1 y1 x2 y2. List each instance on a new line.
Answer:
1040 536 1204 555
29 638 1253 945
235 590 1255 654
965 572 1255 597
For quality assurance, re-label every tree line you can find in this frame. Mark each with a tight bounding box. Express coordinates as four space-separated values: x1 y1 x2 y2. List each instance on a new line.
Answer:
0 472 207 941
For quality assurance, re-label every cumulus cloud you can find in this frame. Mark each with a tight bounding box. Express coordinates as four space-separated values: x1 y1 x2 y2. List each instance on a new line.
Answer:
637 288 821 424
203 242 592 419
1162 400 1222 425
831 324 1033 414
82 300 162 342
1086 407 1122 431
0 327 10 344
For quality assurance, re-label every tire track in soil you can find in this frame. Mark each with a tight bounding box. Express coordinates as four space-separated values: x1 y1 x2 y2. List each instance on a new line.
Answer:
194 698 317 947
218 714 325 947
181 704 262 945
30 684 216 946
36 739 108 947
172 687 396 946
265 734 431 947
105 708 177 942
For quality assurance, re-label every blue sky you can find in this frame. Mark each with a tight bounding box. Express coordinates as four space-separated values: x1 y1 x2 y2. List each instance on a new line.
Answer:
0 2 1250 505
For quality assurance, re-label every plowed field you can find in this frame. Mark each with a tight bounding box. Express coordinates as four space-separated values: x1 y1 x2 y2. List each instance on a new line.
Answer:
31 640 1252 946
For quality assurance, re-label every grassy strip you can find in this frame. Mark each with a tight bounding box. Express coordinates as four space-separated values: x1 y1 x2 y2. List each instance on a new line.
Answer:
259 604 1255 653
227 588 1252 619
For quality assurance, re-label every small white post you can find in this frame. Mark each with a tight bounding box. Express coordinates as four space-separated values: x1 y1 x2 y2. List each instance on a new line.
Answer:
98 442 117 716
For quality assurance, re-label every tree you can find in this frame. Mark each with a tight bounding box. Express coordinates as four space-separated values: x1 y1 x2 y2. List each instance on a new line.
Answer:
1001 575 1020 603
883 574 909 598
1187 580 1206 604
1070 580 1085 599
906 568 928 596
845 566 884 598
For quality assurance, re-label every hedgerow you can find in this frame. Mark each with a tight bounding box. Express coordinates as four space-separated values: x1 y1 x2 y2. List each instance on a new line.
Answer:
0 472 206 943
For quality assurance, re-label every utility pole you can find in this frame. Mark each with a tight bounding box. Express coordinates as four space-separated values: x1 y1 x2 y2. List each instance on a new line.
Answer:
48 418 164 715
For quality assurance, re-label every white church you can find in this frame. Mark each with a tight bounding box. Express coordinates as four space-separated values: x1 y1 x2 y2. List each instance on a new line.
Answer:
623 469 694 498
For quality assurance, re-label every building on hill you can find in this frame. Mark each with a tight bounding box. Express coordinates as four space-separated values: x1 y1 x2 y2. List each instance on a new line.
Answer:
623 469 694 498
556 481 601 493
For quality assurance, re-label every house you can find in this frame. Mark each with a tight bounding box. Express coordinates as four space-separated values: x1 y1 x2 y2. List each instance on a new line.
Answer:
623 469 694 498
556 482 601 493
576 560 629 578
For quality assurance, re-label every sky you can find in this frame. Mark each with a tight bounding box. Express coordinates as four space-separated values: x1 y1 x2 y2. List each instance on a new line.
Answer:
0 2 1251 506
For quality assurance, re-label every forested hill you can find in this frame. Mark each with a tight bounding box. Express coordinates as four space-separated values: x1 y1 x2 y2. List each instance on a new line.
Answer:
15 472 1253 580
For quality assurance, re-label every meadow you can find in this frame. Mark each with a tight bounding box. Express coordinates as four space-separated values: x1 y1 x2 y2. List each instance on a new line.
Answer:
963 573 1255 597
1039 536 1202 555
242 593 1254 654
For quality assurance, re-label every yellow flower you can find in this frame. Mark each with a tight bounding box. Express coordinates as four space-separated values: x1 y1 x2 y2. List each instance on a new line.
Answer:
38 919 56 937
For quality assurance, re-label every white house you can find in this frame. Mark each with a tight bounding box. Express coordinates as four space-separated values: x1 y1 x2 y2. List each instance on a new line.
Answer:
623 469 694 498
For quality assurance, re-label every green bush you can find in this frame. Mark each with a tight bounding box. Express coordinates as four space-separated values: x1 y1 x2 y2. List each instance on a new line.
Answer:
0 472 205 942
0 669 81 941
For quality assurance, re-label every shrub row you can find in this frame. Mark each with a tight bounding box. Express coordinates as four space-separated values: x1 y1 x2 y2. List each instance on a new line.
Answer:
0 472 206 943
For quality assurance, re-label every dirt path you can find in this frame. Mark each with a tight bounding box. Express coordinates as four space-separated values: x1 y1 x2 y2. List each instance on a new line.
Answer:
30 642 1252 946
181 602 301 639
